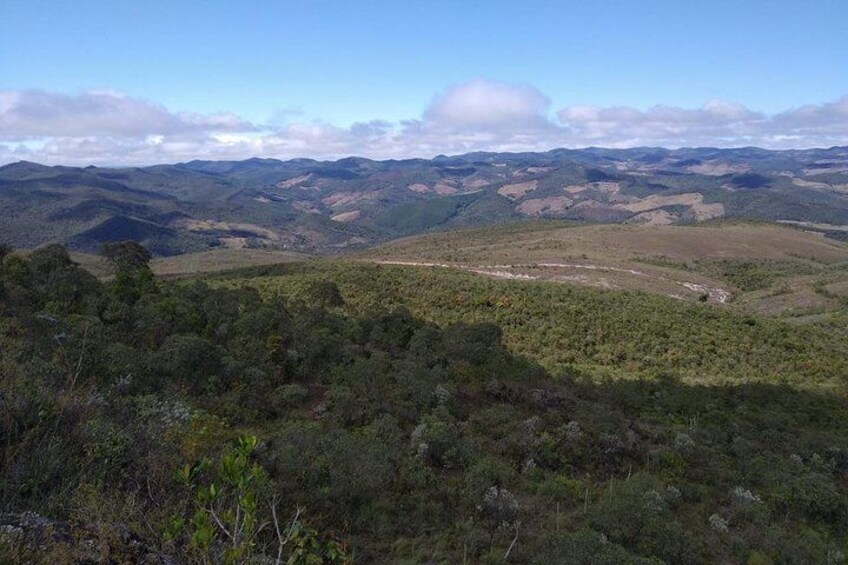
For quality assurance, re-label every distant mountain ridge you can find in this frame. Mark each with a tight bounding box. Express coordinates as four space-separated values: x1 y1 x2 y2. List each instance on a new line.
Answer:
2 145 848 255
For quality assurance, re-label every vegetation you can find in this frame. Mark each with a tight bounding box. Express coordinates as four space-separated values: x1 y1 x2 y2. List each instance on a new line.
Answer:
4 146 848 257
214 261 848 388
357 220 848 308
3 242 848 563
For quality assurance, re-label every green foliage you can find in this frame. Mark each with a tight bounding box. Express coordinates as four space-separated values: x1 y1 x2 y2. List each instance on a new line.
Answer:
215 262 848 388
373 194 465 234
529 530 663 564
3 245 848 562
301 279 345 308
101 240 153 273
691 258 819 291
101 240 158 303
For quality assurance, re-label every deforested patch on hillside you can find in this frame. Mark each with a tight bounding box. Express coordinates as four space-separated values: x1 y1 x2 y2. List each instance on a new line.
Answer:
516 196 573 215
4 147 848 255
498 180 539 199
614 192 724 221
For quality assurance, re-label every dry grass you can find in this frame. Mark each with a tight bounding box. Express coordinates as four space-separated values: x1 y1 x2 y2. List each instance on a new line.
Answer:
355 221 848 309
170 218 281 240
361 221 848 265
497 180 538 199
73 248 312 278
151 248 311 276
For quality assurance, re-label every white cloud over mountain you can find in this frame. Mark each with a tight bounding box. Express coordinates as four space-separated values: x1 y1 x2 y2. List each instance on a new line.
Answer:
1 81 847 165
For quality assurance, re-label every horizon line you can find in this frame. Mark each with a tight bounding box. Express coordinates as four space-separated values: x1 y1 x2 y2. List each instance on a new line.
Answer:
3 143 847 169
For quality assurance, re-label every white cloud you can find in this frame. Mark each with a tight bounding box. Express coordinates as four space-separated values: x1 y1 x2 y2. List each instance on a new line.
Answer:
0 90 255 141
0 83 847 166
769 96 848 138
556 101 766 146
423 79 552 131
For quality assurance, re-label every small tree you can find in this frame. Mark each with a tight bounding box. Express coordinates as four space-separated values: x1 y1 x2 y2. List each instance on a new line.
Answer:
303 279 344 309
29 243 74 280
477 486 521 556
173 436 349 564
100 241 156 302
101 240 153 273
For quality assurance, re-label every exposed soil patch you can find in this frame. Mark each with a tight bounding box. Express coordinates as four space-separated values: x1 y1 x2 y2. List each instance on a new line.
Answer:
626 209 677 226
276 174 312 189
498 180 538 199
434 183 458 195
516 196 573 216
407 183 430 193
331 210 361 223
321 190 380 208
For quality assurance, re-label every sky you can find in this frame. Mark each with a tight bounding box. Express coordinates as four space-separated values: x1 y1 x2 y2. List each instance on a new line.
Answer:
1 0 847 165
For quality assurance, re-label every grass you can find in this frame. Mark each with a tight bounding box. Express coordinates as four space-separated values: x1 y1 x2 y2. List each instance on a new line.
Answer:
357 220 848 265
353 220 848 313
149 247 312 277
71 247 313 278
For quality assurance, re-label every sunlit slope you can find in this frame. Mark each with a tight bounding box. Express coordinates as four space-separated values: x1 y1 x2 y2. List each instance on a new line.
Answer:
211 261 848 390
356 221 848 310
71 247 312 278
362 221 848 264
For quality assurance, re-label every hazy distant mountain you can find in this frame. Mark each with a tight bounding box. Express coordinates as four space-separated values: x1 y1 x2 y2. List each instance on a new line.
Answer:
2 146 848 255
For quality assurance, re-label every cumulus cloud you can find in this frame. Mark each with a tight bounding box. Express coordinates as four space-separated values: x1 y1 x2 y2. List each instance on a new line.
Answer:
0 90 255 141
0 83 847 166
556 100 767 147
423 79 552 131
768 96 848 140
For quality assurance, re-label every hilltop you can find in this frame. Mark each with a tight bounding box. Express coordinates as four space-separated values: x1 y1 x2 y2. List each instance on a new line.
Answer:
356 220 848 316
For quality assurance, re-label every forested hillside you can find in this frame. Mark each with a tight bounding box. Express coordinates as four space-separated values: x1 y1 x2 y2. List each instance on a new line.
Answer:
3 244 848 563
3 145 848 256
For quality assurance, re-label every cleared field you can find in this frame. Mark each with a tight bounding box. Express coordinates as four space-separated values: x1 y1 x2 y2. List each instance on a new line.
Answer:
150 248 312 276
71 248 312 278
355 221 848 311
360 221 848 265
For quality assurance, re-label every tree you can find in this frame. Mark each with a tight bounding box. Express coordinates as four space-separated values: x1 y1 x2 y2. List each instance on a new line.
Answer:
303 280 344 309
28 243 74 280
101 240 153 274
101 241 156 302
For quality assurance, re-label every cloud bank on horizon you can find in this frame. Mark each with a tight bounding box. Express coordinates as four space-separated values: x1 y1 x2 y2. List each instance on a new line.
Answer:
2 79 847 166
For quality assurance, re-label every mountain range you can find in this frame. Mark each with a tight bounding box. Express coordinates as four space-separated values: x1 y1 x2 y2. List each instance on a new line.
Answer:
2 145 848 256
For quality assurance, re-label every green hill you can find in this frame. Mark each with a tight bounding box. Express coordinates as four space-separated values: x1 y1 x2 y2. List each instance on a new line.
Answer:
211 260 848 390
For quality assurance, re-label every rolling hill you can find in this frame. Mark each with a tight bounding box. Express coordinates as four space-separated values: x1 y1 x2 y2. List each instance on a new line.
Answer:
356 220 848 315
3 145 848 256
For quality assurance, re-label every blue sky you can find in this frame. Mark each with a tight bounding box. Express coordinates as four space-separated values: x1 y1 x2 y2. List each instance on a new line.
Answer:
2 0 847 164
